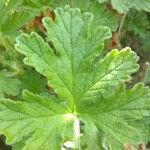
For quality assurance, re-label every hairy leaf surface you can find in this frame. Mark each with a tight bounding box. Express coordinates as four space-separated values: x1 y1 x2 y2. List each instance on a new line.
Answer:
80 83 150 145
0 91 73 150
54 0 118 31
0 6 149 149
15 6 139 109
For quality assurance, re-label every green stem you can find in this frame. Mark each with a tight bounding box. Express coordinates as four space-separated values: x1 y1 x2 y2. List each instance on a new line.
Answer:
74 113 80 150
0 36 15 51
141 62 150 83
117 13 126 35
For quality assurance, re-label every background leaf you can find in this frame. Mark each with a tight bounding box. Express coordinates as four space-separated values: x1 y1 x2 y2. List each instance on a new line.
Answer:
0 70 20 98
98 0 150 13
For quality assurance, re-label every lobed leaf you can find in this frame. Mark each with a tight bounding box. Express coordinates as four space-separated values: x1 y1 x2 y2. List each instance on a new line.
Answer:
54 0 118 31
0 6 149 149
0 90 73 150
15 6 138 109
79 83 150 145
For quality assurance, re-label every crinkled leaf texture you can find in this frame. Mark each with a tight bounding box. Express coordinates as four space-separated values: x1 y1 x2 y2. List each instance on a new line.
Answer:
0 70 20 98
54 0 118 31
0 90 74 150
0 6 149 149
98 0 150 13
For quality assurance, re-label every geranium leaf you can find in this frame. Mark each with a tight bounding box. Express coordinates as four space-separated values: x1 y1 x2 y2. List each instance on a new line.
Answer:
54 0 118 31
0 6 149 149
0 90 74 150
15 6 138 109
79 83 150 145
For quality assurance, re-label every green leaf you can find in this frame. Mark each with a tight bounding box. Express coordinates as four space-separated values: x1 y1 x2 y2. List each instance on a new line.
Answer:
0 0 23 30
0 70 20 98
1 9 38 39
141 34 150 52
0 6 148 149
20 69 48 95
0 47 24 73
98 0 150 13
0 0 6 27
80 83 150 119
103 135 125 150
0 90 74 150
125 10 149 39
15 6 139 109
80 83 150 148
0 0 41 41
54 0 118 31
83 1 118 31
131 116 150 143
81 116 104 150
23 0 54 9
